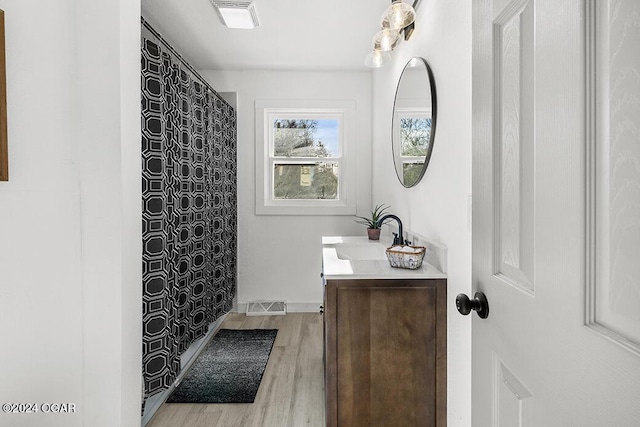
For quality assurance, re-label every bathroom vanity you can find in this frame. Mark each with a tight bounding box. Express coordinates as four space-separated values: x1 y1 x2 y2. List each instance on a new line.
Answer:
322 236 447 427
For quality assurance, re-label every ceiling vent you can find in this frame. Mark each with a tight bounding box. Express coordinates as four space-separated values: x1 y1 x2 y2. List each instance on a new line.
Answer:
210 1 260 29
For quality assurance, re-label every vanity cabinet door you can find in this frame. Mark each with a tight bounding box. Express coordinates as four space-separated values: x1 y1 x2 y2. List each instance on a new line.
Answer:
324 279 447 427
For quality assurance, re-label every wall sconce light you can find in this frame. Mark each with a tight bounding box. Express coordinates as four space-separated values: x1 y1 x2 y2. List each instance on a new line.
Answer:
365 0 417 68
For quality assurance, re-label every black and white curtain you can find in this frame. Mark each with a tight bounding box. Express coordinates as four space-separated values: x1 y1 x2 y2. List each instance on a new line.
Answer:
141 20 237 399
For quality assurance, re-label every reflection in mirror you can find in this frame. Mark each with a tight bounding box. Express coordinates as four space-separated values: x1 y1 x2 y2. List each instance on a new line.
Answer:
392 57 437 187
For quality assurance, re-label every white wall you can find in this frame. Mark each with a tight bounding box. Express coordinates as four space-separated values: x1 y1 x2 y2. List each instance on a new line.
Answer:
0 1 142 426
199 70 373 310
371 1 472 426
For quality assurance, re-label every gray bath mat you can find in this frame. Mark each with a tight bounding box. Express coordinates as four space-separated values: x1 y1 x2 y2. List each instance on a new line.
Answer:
166 328 278 403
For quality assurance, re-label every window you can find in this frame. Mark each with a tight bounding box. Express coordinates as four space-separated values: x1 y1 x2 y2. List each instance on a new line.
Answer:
256 100 356 215
393 108 432 184
272 118 340 200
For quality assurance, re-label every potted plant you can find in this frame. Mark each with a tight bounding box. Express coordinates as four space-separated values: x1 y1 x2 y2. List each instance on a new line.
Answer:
354 204 391 240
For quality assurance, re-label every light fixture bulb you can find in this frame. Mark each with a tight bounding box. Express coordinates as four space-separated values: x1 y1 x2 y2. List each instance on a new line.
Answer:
381 0 416 30
372 28 401 52
365 50 391 68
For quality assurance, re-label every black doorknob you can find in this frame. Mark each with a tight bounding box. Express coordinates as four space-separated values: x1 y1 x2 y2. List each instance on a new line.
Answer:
456 292 489 319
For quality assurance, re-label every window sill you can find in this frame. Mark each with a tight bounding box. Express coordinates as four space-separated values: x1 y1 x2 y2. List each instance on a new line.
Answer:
256 200 356 216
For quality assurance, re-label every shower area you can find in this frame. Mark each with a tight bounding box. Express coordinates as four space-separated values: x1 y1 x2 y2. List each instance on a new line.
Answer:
140 19 237 417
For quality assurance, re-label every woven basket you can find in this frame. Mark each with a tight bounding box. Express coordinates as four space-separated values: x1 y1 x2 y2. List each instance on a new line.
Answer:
385 245 426 270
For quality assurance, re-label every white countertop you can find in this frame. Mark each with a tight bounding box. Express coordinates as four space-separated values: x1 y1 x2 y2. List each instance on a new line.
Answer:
322 236 447 280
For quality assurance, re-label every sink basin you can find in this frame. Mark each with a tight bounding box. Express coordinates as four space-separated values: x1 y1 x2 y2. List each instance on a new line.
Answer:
334 243 388 261
322 236 447 279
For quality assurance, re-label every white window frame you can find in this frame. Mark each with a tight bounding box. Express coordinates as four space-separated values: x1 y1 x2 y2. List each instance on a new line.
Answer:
256 100 356 215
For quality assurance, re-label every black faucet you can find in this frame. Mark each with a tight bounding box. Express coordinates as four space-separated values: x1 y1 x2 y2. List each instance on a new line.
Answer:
376 214 406 246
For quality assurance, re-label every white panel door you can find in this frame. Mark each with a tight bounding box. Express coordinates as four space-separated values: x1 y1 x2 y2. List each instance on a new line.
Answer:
472 0 640 425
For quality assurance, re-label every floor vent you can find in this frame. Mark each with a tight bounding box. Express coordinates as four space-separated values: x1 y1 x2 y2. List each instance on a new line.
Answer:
246 300 287 316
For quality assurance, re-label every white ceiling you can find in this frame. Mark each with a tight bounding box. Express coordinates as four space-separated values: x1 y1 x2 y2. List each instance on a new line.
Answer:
141 0 393 71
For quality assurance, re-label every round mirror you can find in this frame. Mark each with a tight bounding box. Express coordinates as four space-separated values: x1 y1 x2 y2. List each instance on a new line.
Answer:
392 57 437 187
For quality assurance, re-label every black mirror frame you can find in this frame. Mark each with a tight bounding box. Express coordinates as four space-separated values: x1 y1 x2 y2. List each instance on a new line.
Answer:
391 57 437 188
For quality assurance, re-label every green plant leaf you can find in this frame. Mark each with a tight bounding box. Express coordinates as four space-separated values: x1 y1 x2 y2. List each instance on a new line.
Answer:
353 204 391 229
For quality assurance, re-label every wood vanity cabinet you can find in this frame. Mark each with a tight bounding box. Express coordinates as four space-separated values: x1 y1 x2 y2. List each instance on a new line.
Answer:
323 278 447 427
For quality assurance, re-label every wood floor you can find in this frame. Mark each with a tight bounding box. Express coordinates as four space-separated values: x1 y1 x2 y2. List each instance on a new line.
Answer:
147 313 325 427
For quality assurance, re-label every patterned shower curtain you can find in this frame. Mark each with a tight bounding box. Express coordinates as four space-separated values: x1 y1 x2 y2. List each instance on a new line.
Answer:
140 21 237 399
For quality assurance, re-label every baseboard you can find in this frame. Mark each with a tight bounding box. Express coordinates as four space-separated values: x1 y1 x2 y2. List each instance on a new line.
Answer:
236 301 322 314
141 313 228 426
287 302 323 313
